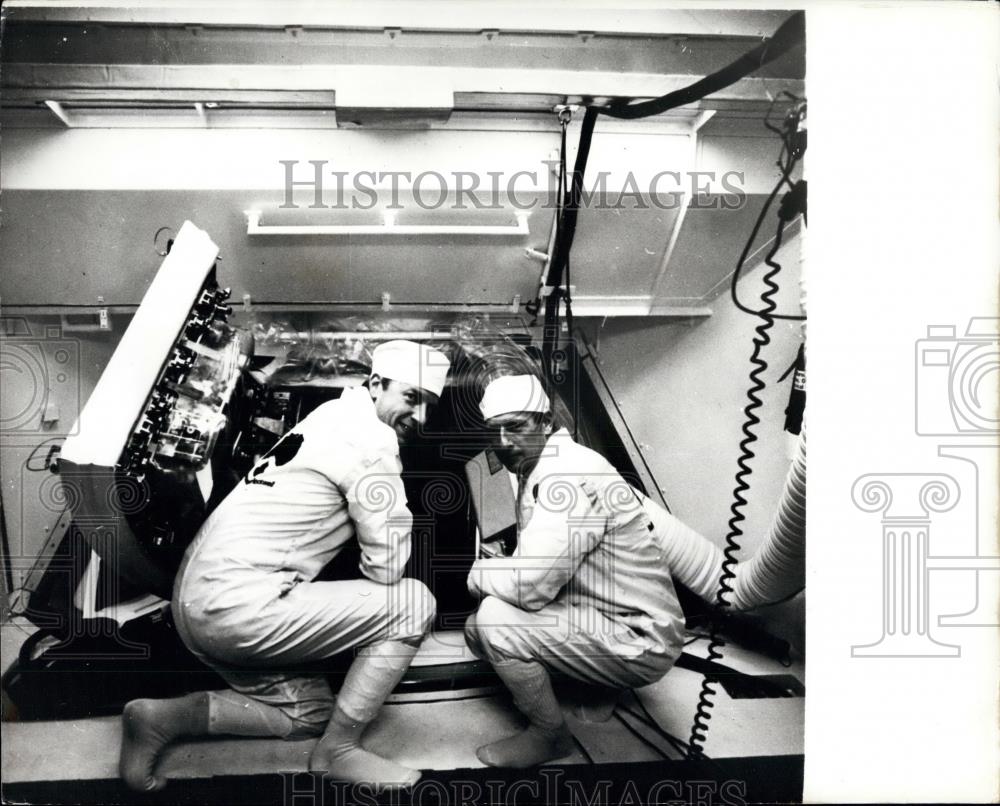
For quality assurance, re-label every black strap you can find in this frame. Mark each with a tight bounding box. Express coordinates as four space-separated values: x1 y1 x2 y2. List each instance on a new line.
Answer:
542 106 599 383
539 11 805 383
600 12 805 120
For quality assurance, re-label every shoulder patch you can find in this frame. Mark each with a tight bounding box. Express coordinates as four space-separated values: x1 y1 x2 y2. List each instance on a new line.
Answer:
263 432 304 466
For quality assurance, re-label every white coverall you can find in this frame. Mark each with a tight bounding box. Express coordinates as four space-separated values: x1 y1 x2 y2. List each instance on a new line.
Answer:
465 429 687 689
173 386 435 738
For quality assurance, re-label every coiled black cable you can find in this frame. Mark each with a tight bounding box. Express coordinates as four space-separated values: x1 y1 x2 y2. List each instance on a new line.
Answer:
688 237 784 759
730 97 807 321
686 92 806 759
686 212 791 760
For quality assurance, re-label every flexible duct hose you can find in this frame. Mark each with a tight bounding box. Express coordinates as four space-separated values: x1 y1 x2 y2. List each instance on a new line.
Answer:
648 429 806 611
646 504 722 603
731 430 806 609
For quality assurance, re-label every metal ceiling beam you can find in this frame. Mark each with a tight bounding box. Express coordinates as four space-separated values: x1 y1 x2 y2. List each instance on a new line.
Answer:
1 25 802 81
1 104 788 135
0 88 337 105
3 63 803 105
3 4 793 38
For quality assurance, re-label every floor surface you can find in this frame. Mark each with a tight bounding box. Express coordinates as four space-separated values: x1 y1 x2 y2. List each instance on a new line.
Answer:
1 616 804 791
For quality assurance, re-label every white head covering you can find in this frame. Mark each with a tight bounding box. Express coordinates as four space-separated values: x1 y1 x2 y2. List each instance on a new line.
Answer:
480 374 550 420
370 340 451 397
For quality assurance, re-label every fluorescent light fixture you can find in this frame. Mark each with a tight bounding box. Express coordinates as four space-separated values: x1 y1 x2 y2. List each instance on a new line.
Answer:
245 209 529 236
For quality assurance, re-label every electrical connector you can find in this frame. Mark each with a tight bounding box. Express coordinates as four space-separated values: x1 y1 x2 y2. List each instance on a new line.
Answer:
779 180 807 221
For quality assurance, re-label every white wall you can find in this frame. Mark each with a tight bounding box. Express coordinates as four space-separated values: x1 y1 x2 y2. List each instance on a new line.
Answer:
582 229 805 645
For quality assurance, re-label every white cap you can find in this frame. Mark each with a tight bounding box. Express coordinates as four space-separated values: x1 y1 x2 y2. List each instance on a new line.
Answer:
370 340 451 397
480 374 550 420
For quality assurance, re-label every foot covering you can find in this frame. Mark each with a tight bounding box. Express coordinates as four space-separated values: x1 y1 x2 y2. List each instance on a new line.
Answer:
569 685 623 723
476 723 575 768
476 658 575 768
308 705 420 791
119 692 209 791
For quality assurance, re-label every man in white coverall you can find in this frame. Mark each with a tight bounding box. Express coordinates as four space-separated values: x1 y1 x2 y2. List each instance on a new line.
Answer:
465 374 689 768
119 340 450 792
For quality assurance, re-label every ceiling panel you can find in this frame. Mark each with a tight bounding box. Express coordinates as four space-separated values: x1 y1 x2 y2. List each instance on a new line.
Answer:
0 8 804 315
569 200 682 297
0 190 550 307
657 194 770 301
0 194 801 310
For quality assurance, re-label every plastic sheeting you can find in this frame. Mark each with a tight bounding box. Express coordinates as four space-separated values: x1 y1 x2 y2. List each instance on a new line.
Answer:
246 315 541 395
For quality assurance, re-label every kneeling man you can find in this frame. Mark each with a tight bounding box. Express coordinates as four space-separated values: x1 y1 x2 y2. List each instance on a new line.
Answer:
466 374 686 768
120 340 450 791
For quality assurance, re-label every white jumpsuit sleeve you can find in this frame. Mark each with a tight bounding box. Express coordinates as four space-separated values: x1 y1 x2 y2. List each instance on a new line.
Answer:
643 497 725 603
343 445 413 585
469 477 605 611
